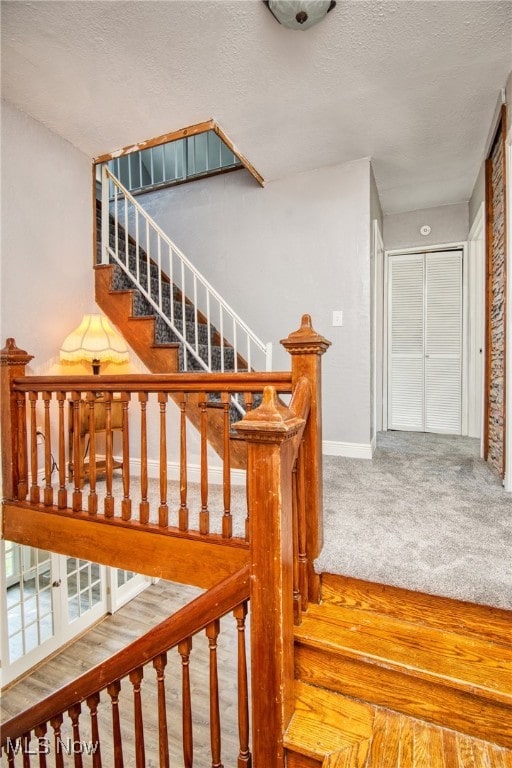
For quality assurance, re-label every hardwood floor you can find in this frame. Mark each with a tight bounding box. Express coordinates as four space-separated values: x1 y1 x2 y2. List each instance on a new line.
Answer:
1 579 247 767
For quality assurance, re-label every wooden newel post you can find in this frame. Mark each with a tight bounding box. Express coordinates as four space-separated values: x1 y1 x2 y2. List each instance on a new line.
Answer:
1 339 33 501
281 314 331 602
233 386 306 768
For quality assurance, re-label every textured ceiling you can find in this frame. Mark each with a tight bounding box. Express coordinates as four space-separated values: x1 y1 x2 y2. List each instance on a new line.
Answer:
1 0 511 214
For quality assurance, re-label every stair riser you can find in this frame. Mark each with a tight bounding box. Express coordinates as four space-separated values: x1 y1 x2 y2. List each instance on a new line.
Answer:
285 752 321 768
295 643 512 749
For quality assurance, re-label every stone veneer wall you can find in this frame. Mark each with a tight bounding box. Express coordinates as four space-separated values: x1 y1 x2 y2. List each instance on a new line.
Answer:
486 116 506 477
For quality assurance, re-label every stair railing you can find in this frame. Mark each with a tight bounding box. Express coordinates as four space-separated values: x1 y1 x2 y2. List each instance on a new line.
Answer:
101 165 272 374
1 566 251 767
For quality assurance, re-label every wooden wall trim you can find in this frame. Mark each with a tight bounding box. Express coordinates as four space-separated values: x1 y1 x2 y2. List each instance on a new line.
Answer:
92 119 264 187
2 503 249 589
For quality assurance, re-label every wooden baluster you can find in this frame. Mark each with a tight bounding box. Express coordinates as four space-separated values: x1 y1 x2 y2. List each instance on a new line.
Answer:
16 391 29 500
86 693 102 768
34 722 48 768
87 392 98 516
22 731 32 767
179 392 189 531
206 619 223 768
29 391 40 504
139 393 149 524
297 441 308 614
57 393 67 509
179 637 193 768
68 703 84 768
199 393 209 534
234 603 251 767
104 392 114 518
129 668 145 768
153 653 170 768
292 458 301 625
49 714 65 768
221 392 232 538
107 680 124 768
121 393 132 521
243 393 254 542
4 739 16 766
1 339 33 502
158 392 168 527
42 392 53 507
71 392 83 512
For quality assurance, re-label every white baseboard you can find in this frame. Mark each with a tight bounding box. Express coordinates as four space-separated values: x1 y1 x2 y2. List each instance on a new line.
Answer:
129 458 247 486
322 440 373 459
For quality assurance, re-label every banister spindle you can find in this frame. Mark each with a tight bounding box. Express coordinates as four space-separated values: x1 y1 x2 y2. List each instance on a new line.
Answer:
221 392 232 538
121 393 132 521
86 693 102 768
297 441 308 614
104 392 114 518
153 653 170 768
29 391 40 504
199 393 209 534
49 714 65 768
107 680 124 768
22 731 32 767
34 722 48 768
234 602 251 767
139 392 149 524
68 703 84 768
179 392 189 531
87 392 98 516
206 619 223 768
16 391 28 500
71 392 83 512
42 392 53 507
292 459 301 625
158 392 168 527
179 637 193 768
129 668 145 768
57 392 67 509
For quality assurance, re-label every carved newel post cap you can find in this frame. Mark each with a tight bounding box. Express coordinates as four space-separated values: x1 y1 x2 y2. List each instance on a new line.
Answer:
281 314 331 355
233 386 304 440
0 338 33 366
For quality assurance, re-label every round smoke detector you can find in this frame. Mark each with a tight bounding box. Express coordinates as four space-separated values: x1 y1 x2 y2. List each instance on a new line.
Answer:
420 225 431 236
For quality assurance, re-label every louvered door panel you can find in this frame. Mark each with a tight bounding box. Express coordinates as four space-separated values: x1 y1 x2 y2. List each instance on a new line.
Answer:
425 252 462 433
388 255 424 430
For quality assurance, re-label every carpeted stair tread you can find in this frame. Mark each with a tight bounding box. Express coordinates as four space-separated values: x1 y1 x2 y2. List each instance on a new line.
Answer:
295 601 512 701
321 573 512 647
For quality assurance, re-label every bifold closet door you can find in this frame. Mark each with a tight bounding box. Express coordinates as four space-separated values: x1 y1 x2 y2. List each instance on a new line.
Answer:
388 251 462 434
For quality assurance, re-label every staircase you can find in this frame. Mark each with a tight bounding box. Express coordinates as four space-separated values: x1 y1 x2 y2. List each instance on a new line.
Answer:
285 573 512 766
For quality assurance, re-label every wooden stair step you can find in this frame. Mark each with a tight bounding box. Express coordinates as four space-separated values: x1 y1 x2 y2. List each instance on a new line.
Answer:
295 601 512 748
285 682 512 768
321 573 512 647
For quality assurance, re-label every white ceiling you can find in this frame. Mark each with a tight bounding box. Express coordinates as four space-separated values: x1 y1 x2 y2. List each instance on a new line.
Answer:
2 0 511 214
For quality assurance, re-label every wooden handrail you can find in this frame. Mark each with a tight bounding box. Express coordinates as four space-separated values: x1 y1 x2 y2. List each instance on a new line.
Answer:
1 565 250 746
11 371 292 394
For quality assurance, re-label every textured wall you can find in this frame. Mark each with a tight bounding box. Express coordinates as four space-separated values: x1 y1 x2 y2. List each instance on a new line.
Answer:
137 159 373 448
383 203 469 251
486 122 506 476
1 101 94 369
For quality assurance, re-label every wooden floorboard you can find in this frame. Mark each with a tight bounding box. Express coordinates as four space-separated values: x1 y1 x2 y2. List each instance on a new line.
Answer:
1 579 247 767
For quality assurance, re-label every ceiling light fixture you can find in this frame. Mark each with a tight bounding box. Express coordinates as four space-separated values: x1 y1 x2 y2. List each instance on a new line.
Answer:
264 0 336 30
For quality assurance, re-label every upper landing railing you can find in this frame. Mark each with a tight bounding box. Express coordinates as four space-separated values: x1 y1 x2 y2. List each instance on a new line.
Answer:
1 315 331 768
100 165 272 374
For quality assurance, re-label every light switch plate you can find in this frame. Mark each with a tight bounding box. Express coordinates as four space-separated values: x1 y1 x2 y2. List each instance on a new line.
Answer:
332 310 343 327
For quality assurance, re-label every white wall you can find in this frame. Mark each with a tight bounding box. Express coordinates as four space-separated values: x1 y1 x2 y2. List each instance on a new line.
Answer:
384 203 469 251
1 101 95 370
137 159 373 451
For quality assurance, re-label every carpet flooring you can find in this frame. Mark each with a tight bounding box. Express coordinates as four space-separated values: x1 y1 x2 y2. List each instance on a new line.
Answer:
315 431 512 609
